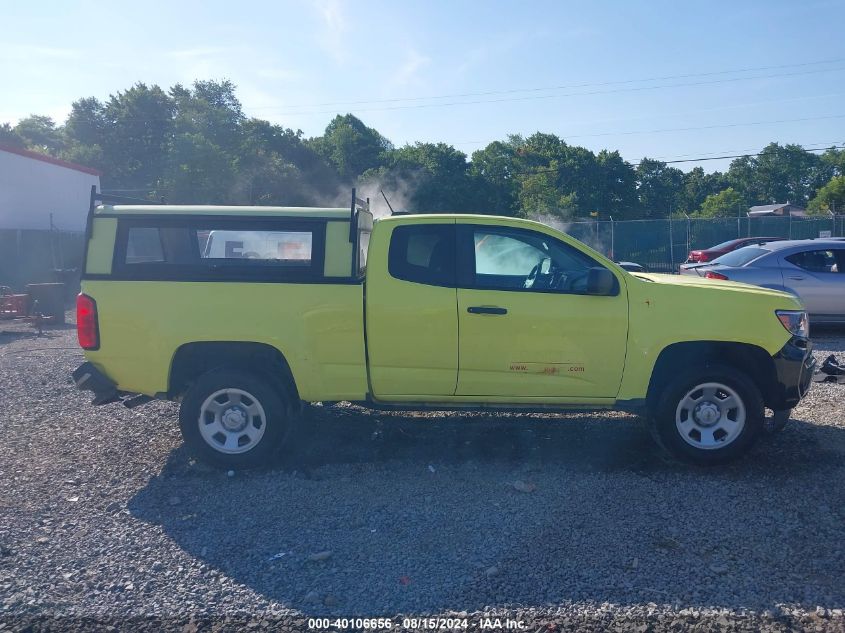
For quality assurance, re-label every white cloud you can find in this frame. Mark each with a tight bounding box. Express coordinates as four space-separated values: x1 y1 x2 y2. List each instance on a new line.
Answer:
390 49 431 87
311 0 350 64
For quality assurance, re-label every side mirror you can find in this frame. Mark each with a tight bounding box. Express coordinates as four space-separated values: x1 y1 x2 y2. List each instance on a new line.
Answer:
586 267 616 295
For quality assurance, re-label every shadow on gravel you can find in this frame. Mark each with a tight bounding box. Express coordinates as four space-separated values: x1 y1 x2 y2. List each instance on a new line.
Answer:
128 407 845 616
0 322 75 343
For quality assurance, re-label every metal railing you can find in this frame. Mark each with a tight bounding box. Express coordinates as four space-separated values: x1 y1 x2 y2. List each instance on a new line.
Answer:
561 214 844 273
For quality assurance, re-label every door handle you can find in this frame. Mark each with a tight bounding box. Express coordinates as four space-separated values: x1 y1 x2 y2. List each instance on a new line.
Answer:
467 306 508 315
788 276 805 281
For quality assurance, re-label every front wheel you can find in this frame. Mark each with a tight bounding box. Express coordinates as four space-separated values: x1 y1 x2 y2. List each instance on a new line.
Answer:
179 369 290 469
651 364 763 464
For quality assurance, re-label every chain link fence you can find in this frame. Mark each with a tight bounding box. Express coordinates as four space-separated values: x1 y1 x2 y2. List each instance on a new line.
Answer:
566 214 845 273
0 229 85 292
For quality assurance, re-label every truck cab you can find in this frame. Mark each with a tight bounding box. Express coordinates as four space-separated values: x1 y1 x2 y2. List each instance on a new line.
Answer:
74 190 816 468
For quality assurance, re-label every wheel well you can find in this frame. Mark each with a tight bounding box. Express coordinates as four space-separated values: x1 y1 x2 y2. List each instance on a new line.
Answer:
169 342 299 403
646 341 778 412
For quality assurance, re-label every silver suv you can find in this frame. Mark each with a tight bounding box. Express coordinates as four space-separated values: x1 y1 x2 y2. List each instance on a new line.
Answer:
680 239 845 324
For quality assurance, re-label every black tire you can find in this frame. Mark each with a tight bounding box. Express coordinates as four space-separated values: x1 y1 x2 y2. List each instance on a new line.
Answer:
650 364 763 465
179 368 291 469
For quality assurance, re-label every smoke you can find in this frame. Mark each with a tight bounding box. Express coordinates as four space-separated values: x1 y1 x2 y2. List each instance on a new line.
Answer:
314 173 421 220
528 212 613 260
356 173 422 219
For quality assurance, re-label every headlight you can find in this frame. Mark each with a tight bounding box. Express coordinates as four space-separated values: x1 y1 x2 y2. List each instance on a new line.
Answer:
776 310 809 338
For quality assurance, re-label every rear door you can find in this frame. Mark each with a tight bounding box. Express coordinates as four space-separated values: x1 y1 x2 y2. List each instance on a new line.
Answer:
365 220 459 397
454 223 629 399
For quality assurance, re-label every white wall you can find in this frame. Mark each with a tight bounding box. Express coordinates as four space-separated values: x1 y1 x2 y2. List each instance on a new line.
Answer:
0 150 100 231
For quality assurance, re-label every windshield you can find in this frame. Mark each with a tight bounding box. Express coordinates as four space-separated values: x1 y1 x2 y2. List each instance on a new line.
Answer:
711 246 770 267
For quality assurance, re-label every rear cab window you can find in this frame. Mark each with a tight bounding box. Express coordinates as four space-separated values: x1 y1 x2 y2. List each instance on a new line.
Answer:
113 218 327 281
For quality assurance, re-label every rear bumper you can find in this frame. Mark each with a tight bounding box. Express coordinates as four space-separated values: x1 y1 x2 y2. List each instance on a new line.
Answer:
72 361 120 405
770 337 815 410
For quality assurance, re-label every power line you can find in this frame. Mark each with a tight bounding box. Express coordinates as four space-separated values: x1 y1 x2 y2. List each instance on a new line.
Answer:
444 115 845 153
263 65 845 116
514 143 845 176
652 141 845 162
249 57 845 111
657 145 844 165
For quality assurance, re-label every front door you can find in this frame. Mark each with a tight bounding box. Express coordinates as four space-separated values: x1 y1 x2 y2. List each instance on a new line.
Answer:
455 223 629 399
781 248 845 319
365 220 459 398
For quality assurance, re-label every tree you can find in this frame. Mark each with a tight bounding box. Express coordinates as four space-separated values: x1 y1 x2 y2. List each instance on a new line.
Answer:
727 143 833 207
678 167 729 214
96 83 175 193
636 158 684 218
595 150 639 219
518 165 578 219
362 142 481 213
807 175 845 215
236 119 338 206
698 187 745 218
0 123 25 147
14 115 64 153
821 147 845 178
309 114 392 181
469 140 520 216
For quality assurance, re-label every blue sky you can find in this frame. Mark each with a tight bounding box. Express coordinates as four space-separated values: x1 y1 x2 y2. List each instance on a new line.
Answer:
2 0 844 171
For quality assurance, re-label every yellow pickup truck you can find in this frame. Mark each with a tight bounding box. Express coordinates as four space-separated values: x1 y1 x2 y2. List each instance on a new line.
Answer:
73 191 815 468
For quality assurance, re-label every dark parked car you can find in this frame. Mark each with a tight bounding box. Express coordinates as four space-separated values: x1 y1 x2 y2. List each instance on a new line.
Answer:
684 236 782 264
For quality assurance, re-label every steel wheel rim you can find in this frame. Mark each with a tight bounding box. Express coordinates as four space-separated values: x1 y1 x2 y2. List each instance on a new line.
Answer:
675 381 746 450
198 388 267 454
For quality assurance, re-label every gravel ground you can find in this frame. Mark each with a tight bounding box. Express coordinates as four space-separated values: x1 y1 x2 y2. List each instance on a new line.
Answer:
1 316 844 632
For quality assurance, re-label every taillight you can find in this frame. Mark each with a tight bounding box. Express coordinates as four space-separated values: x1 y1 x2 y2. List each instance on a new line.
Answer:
699 253 713 262
704 271 729 280
76 294 99 350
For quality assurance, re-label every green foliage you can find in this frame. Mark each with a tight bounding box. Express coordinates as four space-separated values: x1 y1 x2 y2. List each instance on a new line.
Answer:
2 81 840 219
728 143 833 207
14 115 64 153
0 123 25 147
697 187 745 218
808 175 845 215
636 158 684 218
309 114 392 181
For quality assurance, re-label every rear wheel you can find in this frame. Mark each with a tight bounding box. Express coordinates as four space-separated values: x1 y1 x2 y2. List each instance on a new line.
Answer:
179 369 290 469
651 364 763 464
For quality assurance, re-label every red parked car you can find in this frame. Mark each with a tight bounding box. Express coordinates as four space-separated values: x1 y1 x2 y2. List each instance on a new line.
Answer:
686 237 782 263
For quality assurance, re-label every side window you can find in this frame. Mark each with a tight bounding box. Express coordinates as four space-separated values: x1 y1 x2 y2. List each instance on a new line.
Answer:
468 227 601 293
116 220 325 280
786 249 838 273
125 228 164 264
123 227 194 266
200 230 312 266
388 224 456 287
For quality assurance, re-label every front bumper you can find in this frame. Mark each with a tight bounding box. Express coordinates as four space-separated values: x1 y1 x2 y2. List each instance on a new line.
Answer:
771 336 815 410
